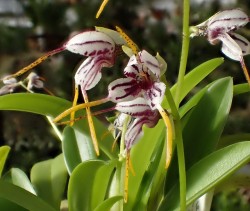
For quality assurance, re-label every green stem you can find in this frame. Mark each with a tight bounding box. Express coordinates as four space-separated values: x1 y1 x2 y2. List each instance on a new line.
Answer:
174 0 190 107
164 82 186 210
175 120 186 211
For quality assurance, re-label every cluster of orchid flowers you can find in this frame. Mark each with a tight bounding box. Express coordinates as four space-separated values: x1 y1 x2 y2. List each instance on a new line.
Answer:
2 7 250 202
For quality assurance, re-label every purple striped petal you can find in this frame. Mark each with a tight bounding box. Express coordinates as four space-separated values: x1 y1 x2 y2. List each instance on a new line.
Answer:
217 33 243 61
65 31 115 57
108 78 142 102
125 112 159 150
208 9 248 33
143 82 166 110
115 97 157 117
75 55 114 90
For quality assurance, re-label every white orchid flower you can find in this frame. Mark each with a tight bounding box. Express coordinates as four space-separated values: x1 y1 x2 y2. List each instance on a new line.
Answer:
190 9 250 84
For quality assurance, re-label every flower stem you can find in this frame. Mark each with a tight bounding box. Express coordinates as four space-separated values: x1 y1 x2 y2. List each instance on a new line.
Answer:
175 120 186 211
174 0 190 107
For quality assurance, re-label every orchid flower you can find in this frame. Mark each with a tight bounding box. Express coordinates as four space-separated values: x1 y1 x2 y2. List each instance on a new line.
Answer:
190 8 250 84
4 28 126 156
54 49 173 168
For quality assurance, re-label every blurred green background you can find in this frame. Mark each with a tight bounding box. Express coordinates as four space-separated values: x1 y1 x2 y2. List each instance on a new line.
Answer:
0 0 250 210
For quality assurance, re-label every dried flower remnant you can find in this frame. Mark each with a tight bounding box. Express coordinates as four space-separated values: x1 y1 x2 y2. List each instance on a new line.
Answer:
190 9 250 84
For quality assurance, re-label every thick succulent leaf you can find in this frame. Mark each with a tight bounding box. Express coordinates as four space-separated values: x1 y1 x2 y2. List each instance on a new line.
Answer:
62 126 96 174
0 168 35 211
68 160 110 211
158 142 250 211
93 196 123 211
183 77 233 167
165 78 233 193
0 146 10 177
0 180 57 211
30 154 68 209
3 168 36 194
0 93 117 159
165 57 224 107
91 160 116 210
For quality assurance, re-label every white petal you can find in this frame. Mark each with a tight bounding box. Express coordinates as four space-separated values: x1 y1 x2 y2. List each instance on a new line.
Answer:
229 33 250 56
125 118 144 150
125 113 159 150
219 33 243 61
108 78 142 102
65 31 115 57
208 9 248 32
75 55 113 90
139 50 161 77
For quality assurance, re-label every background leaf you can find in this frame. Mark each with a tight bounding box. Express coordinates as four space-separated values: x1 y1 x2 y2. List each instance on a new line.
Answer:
0 93 118 159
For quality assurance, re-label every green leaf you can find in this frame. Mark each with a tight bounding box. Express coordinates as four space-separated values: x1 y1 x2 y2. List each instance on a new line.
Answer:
133 133 166 211
62 126 96 174
91 160 116 210
0 146 10 177
0 93 118 159
3 168 36 194
158 142 250 211
165 78 233 193
183 77 233 167
0 180 57 211
68 160 106 211
0 168 36 211
93 196 123 211
30 154 68 209
167 57 224 106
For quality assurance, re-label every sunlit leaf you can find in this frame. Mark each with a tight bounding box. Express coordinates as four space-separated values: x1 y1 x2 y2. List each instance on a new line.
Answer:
62 126 96 174
0 146 10 177
0 93 118 159
3 168 36 194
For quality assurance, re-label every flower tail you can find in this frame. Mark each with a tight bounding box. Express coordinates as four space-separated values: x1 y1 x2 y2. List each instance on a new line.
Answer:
53 97 110 123
240 57 250 86
96 0 109 19
157 105 174 169
82 90 100 156
70 85 79 126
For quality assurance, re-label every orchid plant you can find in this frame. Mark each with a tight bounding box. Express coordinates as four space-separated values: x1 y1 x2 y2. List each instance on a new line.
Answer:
1 1 250 211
